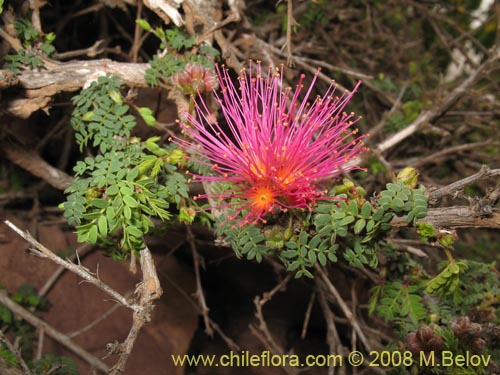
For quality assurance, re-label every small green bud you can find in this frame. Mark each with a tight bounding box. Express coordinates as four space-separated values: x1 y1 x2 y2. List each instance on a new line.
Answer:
108 90 123 105
417 222 436 240
356 186 366 197
396 167 419 188
138 107 157 126
428 313 440 323
85 188 99 203
82 111 95 121
334 178 355 194
179 206 196 224
129 136 141 144
154 27 166 40
167 149 186 165
136 19 151 32
145 137 161 152
437 230 457 249
45 32 56 43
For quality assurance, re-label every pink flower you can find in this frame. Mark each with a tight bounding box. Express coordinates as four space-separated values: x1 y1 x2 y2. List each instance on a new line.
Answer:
176 62 368 224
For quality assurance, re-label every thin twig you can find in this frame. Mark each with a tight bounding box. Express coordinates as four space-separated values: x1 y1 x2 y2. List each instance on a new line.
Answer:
1 143 74 190
54 40 106 60
285 0 295 67
29 0 43 32
396 141 499 168
4 220 141 313
39 243 95 297
392 206 500 229
67 291 133 339
428 166 500 203
316 286 345 375
0 27 23 51
36 328 44 361
129 0 144 63
300 291 315 340
0 290 109 373
347 44 500 168
186 225 213 336
108 246 163 374
0 330 33 375
250 274 298 375
314 264 373 351
160 269 240 351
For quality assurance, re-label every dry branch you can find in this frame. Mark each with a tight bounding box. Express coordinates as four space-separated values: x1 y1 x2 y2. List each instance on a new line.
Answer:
108 246 163 374
0 290 109 373
4 220 141 313
1 142 74 190
186 225 213 336
314 265 373 352
428 166 500 204
392 206 500 229
15 60 150 90
347 44 500 167
0 329 33 375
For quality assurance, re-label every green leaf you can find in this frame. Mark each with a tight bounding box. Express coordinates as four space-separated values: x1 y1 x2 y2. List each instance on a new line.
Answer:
108 90 123 105
339 215 355 226
309 234 321 249
372 207 385 221
317 252 327 266
314 213 331 226
288 260 301 271
392 198 405 209
126 225 143 238
123 205 132 220
97 215 108 236
361 202 372 219
90 198 109 209
308 249 317 264
281 250 298 258
354 219 366 234
386 182 402 192
88 225 98 244
105 185 119 196
348 200 359 216
123 194 139 208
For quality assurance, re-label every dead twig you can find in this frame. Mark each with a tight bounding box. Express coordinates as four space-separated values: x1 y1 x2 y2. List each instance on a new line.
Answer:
428 166 500 204
251 276 292 351
347 44 500 168
250 274 298 375
108 246 163 374
160 268 240 351
186 225 213 336
0 329 33 375
3 220 140 313
28 0 43 32
314 265 373 352
1 142 74 190
39 243 95 297
392 206 500 229
284 0 296 67
300 291 315 340
316 286 346 375
0 290 109 373
68 291 133 339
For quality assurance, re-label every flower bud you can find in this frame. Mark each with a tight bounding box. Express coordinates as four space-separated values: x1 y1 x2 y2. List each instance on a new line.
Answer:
396 167 419 188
